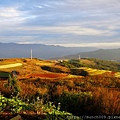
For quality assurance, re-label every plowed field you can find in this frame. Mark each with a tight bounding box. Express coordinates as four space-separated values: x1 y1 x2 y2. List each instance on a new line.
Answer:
29 73 68 78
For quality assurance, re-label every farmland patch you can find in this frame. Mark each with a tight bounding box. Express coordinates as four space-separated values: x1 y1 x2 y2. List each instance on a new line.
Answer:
29 73 68 78
0 63 22 69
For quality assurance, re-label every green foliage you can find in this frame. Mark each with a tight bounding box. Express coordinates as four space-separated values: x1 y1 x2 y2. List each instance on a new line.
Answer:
41 66 63 73
5 75 21 97
56 92 93 116
40 102 82 120
87 58 120 71
68 59 81 67
0 71 11 78
0 95 81 120
59 61 74 68
0 95 27 113
59 58 120 72
59 59 83 68
69 59 80 63
70 68 88 76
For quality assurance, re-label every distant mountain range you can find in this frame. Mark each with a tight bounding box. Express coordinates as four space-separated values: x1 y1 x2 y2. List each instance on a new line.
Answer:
56 48 120 61
0 42 97 59
1 42 120 61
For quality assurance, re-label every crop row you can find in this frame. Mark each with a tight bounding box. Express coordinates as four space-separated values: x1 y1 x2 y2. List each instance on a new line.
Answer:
79 67 120 78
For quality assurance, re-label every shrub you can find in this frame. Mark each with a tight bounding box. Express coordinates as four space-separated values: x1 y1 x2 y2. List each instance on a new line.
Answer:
4 75 21 97
55 92 93 116
41 66 63 73
0 94 27 113
70 69 88 76
92 87 120 115
59 61 75 68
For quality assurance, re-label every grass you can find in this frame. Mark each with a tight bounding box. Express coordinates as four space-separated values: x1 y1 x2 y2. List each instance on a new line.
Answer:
35 60 55 66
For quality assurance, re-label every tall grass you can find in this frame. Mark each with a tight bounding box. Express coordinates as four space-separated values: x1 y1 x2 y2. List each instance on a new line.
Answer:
93 87 120 115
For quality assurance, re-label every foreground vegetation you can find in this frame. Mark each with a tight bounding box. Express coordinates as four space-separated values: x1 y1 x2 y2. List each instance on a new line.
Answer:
0 58 120 119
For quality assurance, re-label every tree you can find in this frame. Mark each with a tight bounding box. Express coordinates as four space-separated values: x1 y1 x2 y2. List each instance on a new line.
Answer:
5 73 21 97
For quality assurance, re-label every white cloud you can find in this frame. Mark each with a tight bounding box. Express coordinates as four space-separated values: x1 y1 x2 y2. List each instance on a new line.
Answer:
0 36 38 43
51 42 120 49
0 7 29 27
0 7 20 17
0 0 120 49
36 5 43 9
1 35 120 49
17 25 117 36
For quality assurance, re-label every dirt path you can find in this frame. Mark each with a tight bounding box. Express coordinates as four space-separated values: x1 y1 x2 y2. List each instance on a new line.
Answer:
0 63 22 69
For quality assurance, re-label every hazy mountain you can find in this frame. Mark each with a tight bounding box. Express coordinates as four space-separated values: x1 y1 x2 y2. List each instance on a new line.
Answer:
57 48 120 61
0 42 98 59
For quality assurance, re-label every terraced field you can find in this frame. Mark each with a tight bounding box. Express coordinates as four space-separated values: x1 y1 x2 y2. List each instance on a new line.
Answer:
79 67 110 76
29 73 68 78
115 72 120 78
0 63 22 69
77 67 120 78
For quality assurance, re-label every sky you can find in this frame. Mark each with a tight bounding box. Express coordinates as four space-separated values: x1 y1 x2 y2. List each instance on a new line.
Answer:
0 0 120 48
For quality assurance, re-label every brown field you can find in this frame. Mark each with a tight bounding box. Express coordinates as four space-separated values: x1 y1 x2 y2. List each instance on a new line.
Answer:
29 73 68 78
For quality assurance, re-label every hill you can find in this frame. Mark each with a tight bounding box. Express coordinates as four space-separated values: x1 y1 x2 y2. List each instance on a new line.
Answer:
55 48 120 61
0 58 120 118
0 42 97 59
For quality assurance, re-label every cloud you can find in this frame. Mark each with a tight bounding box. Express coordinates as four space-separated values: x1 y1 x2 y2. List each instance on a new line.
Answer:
17 25 117 37
0 7 27 27
65 0 120 10
0 0 120 48
0 7 19 17
0 35 38 43
36 5 43 9
51 42 120 49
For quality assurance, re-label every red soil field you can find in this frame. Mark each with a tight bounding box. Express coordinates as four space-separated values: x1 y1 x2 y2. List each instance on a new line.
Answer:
29 73 68 78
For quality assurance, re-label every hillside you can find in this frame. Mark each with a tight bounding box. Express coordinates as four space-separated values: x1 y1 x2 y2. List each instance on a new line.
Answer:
0 58 120 119
55 48 120 61
0 42 97 59
0 57 120 79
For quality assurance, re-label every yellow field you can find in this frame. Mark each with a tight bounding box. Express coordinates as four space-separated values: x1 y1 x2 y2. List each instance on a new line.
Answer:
115 72 120 78
0 63 22 69
79 67 111 76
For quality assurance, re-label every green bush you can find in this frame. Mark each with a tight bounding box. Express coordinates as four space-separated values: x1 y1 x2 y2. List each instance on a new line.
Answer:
0 95 27 113
59 61 75 68
0 71 11 79
0 95 82 120
41 66 63 73
87 58 120 71
70 69 88 76
59 59 84 69
55 92 93 116
4 75 21 97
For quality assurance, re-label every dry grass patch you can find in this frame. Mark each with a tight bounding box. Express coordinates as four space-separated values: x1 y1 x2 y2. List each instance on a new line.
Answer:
93 87 120 115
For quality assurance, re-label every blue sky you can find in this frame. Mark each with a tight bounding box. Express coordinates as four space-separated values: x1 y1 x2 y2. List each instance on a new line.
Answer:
0 0 120 48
